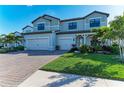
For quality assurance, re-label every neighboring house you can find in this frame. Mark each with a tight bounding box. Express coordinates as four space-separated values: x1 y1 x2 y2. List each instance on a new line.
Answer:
22 25 33 33
22 11 109 50
0 43 3 48
6 31 24 48
13 31 24 47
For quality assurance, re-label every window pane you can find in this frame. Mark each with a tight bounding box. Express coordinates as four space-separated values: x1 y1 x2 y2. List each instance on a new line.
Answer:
68 22 77 30
38 23 45 30
90 18 100 27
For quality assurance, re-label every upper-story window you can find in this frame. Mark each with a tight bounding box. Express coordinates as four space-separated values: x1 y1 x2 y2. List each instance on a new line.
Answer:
37 23 45 30
68 22 77 30
90 18 100 27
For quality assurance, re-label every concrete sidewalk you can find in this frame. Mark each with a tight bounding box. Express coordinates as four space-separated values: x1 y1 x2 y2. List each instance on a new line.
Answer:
18 70 124 87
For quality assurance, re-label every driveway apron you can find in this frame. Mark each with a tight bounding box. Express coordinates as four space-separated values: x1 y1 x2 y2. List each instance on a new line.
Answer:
0 50 65 87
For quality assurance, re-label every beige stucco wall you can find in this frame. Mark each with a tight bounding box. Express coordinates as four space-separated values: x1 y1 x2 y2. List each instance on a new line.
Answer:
32 16 60 32
84 12 108 30
43 16 60 26
33 18 51 31
60 12 108 31
60 19 85 32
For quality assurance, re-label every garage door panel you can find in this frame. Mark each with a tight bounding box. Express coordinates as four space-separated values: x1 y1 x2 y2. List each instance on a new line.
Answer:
26 37 49 50
58 37 73 50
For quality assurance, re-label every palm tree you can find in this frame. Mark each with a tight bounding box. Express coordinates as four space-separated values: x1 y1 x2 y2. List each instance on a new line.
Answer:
92 26 111 46
92 14 124 62
107 14 124 62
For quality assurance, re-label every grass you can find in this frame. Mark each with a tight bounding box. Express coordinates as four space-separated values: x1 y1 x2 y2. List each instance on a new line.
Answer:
41 53 124 80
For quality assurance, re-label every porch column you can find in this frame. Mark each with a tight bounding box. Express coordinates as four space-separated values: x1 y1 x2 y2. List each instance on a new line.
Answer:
83 34 86 45
51 31 56 50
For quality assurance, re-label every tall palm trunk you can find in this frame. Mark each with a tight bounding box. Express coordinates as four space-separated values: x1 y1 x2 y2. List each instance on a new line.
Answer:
119 39 124 63
121 40 124 61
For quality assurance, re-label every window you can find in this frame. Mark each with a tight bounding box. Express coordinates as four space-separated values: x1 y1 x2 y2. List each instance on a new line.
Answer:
37 23 45 30
90 18 100 27
68 22 77 30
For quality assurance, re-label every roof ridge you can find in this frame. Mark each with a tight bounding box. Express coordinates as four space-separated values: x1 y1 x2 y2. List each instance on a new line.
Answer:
31 11 109 23
61 10 109 22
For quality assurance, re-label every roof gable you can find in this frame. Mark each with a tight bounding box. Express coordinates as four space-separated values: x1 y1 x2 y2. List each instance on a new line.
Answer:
83 11 109 18
22 25 33 30
42 14 60 20
61 11 109 22
32 14 60 23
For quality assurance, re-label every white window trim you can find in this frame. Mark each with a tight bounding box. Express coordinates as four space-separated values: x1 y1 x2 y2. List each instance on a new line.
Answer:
68 22 78 31
89 17 101 28
37 22 46 31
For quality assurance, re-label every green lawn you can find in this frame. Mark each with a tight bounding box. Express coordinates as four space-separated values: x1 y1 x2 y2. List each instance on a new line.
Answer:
41 53 124 80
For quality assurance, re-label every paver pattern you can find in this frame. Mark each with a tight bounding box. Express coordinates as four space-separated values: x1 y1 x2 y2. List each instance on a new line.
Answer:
0 50 65 87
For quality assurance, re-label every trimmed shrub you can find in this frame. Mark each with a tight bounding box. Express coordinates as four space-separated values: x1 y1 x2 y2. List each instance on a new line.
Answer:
102 44 119 54
68 44 79 53
68 47 79 53
0 48 9 53
13 46 24 51
8 47 16 52
79 45 96 53
87 46 94 53
102 45 111 51
79 45 89 53
0 46 24 53
110 44 119 54
0 46 3 49
94 45 103 51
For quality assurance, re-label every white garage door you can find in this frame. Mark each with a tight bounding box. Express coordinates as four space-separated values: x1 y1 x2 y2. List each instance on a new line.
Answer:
26 37 49 50
58 37 73 50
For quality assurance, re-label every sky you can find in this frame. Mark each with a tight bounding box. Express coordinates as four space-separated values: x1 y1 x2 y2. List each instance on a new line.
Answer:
0 5 124 34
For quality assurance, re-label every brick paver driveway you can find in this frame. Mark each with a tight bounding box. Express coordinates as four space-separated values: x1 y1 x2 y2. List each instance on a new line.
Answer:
0 50 65 87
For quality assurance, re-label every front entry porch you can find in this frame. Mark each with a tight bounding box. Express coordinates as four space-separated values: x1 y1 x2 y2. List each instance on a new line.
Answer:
75 33 95 47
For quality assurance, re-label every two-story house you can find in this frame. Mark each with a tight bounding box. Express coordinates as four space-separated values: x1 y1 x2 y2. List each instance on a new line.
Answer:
22 11 109 50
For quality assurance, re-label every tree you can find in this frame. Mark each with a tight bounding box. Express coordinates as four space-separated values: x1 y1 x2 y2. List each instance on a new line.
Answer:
0 34 7 47
108 14 124 62
14 35 24 47
92 26 112 46
92 14 124 62
0 33 23 48
4 33 16 47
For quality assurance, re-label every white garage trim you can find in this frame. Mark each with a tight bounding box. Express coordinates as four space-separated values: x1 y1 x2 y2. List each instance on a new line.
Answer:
25 37 50 50
58 37 73 39
26 37 49 39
